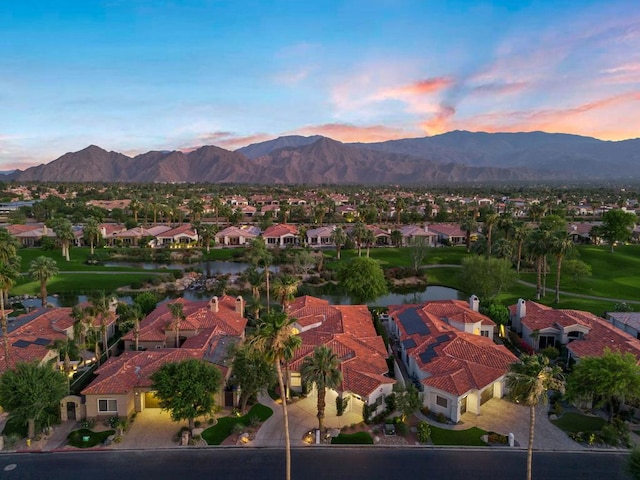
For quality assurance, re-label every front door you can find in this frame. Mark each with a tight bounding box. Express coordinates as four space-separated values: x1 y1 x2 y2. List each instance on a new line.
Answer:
66 401 76 420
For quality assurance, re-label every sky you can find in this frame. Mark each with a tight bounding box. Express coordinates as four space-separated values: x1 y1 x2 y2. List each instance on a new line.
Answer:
1 0 639 170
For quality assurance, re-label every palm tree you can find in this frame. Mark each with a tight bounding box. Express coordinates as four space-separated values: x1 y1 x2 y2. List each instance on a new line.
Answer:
506 354 564 480
198 223 218 253
350 222 367 257
51 218 74 261
527 228 551 300
28 256 59 306
512 222 531 273
362 228 376 257
0 262 19 369
249 311 302 480
460 215 478 253
272 274 300 309
83 217 101 254
129 197 141 223
550 232 574 304
71 305 92 349
168 301 185 348
331 227 346 260
301 345 343 432
89 293 112 364
390 229 403 248
0 228 20 265
247 239 273 313
483 212 499 258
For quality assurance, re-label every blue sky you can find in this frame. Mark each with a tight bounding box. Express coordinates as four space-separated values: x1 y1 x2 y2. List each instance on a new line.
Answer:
1 0 639 169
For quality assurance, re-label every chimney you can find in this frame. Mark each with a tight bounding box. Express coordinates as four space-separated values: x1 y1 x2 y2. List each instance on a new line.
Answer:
469 295 479 312
43 224 48 235
516 298 526 321
235 296 245 317
209 296 219 313
101 226 106 237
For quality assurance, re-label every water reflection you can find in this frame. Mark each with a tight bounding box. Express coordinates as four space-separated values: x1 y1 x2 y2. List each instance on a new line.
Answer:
18 285 461 310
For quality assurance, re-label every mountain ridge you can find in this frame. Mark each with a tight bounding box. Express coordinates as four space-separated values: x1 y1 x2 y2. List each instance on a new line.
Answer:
6 131 640 183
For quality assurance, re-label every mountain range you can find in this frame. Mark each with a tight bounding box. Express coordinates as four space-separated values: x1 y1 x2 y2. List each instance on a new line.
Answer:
5 131 640 184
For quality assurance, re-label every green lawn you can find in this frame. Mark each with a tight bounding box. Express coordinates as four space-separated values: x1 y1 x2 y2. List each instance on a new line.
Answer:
67 428 116 448
324 246 470 269
201 403 273 445
429 425 488 446
550 412 607 434
331 431 374 444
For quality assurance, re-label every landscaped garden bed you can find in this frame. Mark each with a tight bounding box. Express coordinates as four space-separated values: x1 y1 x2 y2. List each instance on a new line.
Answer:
67 428 116 448
331 431 374 444
201 403 273 445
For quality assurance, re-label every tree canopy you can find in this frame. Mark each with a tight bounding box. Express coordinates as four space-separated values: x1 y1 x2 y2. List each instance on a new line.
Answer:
301 345 342 431
0 362 68 439
230 343 276 413
598 209 637 253
566 349 640 421
150 358 223 430
336 256 388 303
460 255 516 301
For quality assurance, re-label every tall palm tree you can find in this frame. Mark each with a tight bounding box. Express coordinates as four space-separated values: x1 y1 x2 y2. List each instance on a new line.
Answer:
83 217 101 254
527 228 551 300
89 292 112 364
28 256 59 306
168 301 185 348
460 215 478 253
247 239 273 313
0 228 20 265
249 311 302 480
331 227 346 260
301 345 343 432
198 223 218 253
506 354 564 480
362 228 376 257
51 218 74 261
483 212 499 258
272 274 300 309
0 262 19 369
512 222 531 273
350 222 367 257
550 232 574 304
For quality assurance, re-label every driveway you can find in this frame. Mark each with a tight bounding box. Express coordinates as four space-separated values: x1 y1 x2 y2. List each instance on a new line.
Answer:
458 398 584 451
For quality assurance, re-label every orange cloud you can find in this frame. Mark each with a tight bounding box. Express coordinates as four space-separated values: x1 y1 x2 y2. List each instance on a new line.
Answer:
374 76 454 100
291 123 417 143
419 105 456 136
458 91 640 140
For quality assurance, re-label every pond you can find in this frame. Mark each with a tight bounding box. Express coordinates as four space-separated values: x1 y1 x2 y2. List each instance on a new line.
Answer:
318 285 463 307
101 260 278 275
17 285 462 310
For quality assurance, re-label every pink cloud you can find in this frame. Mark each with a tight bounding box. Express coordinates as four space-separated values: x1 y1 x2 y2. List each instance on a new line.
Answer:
190 131 275 151
291 123 417 143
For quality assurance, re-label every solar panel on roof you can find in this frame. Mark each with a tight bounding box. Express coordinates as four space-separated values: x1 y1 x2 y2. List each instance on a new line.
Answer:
12 340 30 348
419 349 438 364
402 338 417 349
398 308 430 336
33 338 51 346
436 334 449 343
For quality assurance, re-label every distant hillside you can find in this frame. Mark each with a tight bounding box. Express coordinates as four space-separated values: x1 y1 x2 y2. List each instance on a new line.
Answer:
7 130 638 183
236 135 324 159
358 131 640 178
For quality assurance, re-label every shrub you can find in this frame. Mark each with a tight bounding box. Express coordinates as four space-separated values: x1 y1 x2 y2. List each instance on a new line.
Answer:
436 412 447 424
336 396 350 417
194 420 201 428
417 421 431 444
540 346 560 360
232 423 246 434
420 406 430 416
248 415 261 428
362 403 373 424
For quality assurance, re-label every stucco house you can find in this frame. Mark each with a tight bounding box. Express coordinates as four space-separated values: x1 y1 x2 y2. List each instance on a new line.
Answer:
262 223 299 247
428 223 466 246
399 225 438 247
510 299 640 361
154 224 198 247
81 296 247 421
214 225 260 246
285 296 395 419
306 225 336 246
387 297 517 422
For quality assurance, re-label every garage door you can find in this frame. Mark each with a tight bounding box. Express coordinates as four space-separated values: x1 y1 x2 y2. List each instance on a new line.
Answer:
144 392 162 408
480 385 494 405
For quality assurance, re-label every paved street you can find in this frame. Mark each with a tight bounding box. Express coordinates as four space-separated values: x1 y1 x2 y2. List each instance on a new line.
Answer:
0 448 632 480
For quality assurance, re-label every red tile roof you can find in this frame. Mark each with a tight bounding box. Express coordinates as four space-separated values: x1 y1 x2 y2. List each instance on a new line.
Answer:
286 296 394 398
388 301 516 397
262 223 298 237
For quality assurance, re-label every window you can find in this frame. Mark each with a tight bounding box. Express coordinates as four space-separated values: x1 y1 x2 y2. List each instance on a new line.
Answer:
436 395 448 408
98 399 118 413
481 330 489 337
